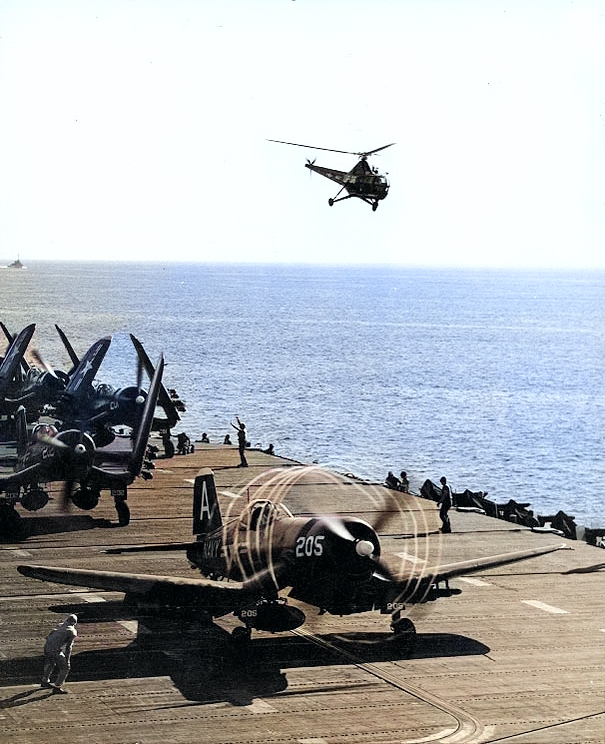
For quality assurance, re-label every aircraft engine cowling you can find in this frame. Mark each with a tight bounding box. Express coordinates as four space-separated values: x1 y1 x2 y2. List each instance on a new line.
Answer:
53 430 96 482
88 386 147 429
306 516 381 582
287 517 383 614
236 601 306 632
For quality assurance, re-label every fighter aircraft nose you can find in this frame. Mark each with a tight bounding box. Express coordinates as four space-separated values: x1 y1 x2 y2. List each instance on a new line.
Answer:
355 539 375 557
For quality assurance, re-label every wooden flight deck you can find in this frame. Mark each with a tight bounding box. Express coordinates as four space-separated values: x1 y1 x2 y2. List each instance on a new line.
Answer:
1 442 604 744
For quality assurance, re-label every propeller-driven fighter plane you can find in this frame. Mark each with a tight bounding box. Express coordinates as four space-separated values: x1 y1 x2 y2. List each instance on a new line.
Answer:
0 354 164 537
18 469 564 645
0 325 55 419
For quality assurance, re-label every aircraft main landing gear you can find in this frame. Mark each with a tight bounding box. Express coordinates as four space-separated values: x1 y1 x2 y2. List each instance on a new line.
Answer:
231 625 252 649
114 498 130 526
390 614 417 656
0 503 26 542
391 616 416 637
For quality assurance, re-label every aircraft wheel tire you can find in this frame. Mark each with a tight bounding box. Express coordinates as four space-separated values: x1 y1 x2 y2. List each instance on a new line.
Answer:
328 198 334 207
232 626 251 643
391 616 416 637
372 202 378 211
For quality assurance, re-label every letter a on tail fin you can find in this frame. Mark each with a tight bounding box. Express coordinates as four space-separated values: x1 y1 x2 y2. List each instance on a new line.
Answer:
193 469 222 535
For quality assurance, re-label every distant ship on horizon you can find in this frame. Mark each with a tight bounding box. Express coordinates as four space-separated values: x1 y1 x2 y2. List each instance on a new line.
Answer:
3 257 25 269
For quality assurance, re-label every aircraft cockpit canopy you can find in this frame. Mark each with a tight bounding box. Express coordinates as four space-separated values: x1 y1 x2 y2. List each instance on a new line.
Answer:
244 499 294 531
33 423 58 441
94 383 116 397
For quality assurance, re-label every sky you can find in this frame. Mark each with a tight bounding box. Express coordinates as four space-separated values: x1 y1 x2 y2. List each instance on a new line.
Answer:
0 0 603 268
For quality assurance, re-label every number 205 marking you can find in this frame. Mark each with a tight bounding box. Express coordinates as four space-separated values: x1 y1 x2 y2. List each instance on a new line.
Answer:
295 535 325 558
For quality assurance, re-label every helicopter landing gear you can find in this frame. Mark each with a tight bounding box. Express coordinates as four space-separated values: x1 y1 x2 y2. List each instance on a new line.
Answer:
328 198 334 207
372 202 378 212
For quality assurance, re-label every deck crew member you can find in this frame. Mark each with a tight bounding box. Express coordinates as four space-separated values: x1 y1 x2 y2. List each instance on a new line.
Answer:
231 416 248 467
438 476 452 533
41 614 78 694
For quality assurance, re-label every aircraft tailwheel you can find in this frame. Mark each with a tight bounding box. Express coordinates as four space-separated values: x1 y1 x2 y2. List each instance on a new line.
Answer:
328 198 334 207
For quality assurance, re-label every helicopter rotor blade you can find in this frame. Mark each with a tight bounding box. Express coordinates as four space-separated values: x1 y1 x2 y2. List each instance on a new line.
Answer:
268 139 360 156
360 143 396 157
269 139 395 160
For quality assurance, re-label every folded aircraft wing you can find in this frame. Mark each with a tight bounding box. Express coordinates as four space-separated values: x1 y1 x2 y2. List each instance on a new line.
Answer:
129 334 181 429
17 564 261 617
0 324 35 392
90 354 164 483
63 336 111 397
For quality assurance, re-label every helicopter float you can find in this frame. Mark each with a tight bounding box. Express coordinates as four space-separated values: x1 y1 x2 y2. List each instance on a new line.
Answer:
268 140 394 211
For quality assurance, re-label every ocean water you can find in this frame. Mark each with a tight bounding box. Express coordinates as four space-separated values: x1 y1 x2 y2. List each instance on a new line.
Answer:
1 262 603 528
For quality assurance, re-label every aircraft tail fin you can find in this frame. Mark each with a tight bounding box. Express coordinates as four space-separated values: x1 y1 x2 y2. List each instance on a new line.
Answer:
192 469 222 535
128 353 164 478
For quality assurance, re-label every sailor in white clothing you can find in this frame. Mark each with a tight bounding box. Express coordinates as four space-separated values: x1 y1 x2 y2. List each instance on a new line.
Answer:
41 614 78 693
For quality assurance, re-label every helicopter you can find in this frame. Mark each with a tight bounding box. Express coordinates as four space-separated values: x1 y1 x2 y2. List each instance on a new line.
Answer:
268 139 394 211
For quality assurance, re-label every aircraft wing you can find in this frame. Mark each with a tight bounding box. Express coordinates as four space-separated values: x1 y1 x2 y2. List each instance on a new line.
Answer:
0 323 31 377
17 564 261 618
63 336 111 397
0 463 44 491
55 324 80 374
0 324 35 392
90 354 164 483
387 542 566 604
130 334 181 428
423 543 566 583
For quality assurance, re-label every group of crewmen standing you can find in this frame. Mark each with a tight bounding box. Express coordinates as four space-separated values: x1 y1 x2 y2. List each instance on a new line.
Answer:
385 470 452 533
